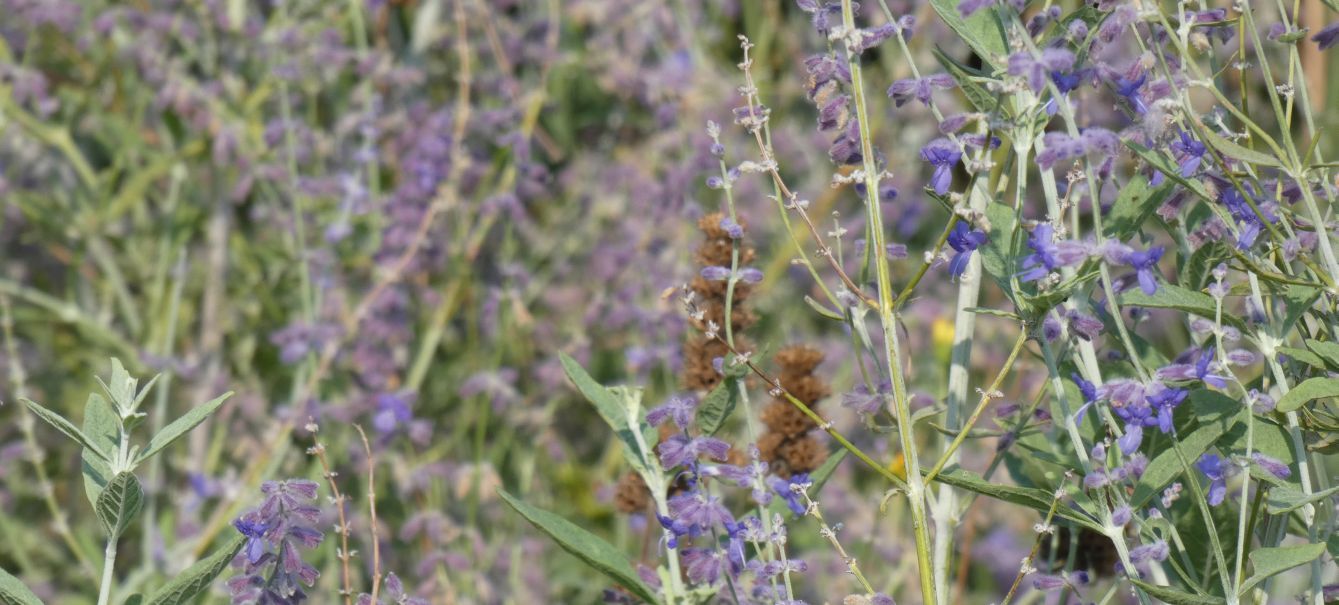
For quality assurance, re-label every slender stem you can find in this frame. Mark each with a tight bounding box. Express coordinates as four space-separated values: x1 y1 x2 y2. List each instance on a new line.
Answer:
925 328 1029 483
836 4 937 600
96 540 118 605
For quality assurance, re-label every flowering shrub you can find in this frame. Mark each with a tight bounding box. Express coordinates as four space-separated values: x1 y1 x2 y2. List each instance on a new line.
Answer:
2 0 1339 604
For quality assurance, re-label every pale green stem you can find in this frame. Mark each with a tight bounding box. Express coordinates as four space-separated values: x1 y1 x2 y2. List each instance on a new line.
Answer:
838 2 937 601
96 540 118 605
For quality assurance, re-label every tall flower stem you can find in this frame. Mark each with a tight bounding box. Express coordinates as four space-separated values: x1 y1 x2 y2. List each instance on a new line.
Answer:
838 2 937 602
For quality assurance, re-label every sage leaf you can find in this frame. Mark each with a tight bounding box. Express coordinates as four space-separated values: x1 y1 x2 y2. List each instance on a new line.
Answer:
0 566 43 605
695 380 738 435
498 488 659 604
95 471 144 540
20 398 112 463
1238 542 1326 595
135 391 233 464
1275 377 1339 413
145 534 246 605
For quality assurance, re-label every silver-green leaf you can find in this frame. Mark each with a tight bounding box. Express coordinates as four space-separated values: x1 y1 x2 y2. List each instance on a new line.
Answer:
1275 377 1339 413
145 534 246 605
95 472 144 540
498 488 659 604
20 398 112 463
0 565 44 605
558 353 653 476
82 393 120 507
135 391 233 464
695 380 738 435
1238 542 1326 595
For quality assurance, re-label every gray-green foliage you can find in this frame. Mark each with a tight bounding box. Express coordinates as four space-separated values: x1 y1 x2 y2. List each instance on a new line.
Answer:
9 359 235 604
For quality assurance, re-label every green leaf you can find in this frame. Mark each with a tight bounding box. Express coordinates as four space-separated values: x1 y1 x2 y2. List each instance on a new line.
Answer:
83 393 120 507
1196 127 1283 169
1238 542 1326 594
19 398 112 462
558 353 653 476
932 47 1002 116
1276 377 1339 413
1130 391 1240 509
803 295 844 321
1303 339 1339 371
1280 286 1323 335
1277 346 1328 371
1183 240 1232 291
979 202 1019 293
1119 284 1245 330
696 380 738 435
498 488 659 604
1129 579 1225 605
935 468 1103 533
1265 484 1339 515
1106 175 1173 240
145 534 246 605
928 0 1007 67
135 391 233 464
95 356 138 412
0 565 44 605
95 472 144 540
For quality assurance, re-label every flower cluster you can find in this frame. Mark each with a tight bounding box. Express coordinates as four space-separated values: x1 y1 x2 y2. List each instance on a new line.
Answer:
227 480 325 604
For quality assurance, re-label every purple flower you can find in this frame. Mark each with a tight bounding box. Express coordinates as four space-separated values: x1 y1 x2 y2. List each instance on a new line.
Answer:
1072 373 1098 403
1313 22 1339 50
701 266 731 281
842 380 890 418
1066 310 1103 340
668 491 734 531
1170 131 1207 177
1250 453 1291 479
769 473 811 516
372 392 414 434
945 222 987 280
647 395 698 429
958 0 993 18
1017 224 1090 282
920 138 961 195
1156 346 1228 388
227 480 325 604
1110 69 1149 114
658 435 731 468
887 73 956 107
1129 540 1170 563
1007 48 1075 93
1120 245 1164 295
1035 132 1085 170
1220 187 1270 250
1118 423 1143 455
1196 453 1229 506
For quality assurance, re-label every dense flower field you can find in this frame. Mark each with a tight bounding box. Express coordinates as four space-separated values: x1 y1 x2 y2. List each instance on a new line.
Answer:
1 0 1338 603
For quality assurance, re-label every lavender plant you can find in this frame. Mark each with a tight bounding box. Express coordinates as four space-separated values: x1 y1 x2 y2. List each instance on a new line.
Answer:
3 0 1339 603
503 0 1339 603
